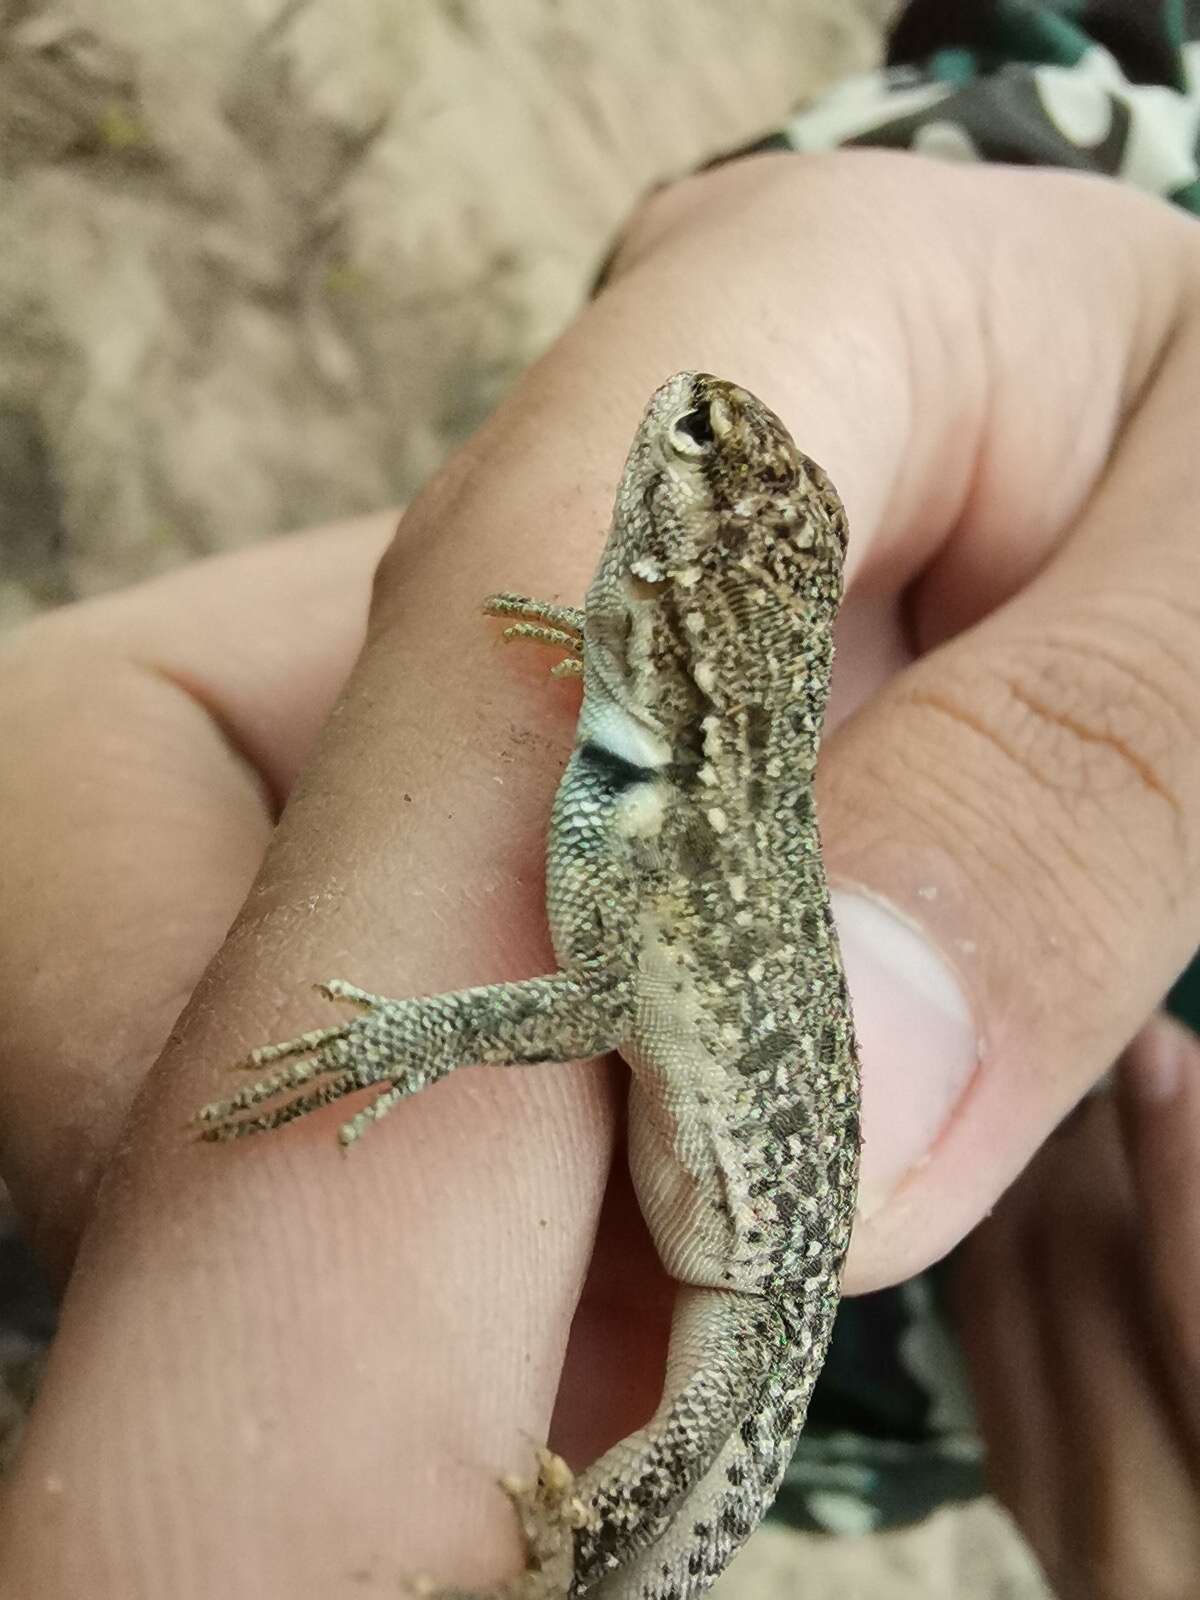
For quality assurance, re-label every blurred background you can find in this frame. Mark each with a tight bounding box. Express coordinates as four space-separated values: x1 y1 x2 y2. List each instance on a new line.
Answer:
0 0 894 619
0 2 1055 1595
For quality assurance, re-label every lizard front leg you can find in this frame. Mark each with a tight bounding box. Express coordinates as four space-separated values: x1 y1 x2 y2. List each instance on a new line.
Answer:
194 969 629 1145
197 589 599 1148
485 593 585 678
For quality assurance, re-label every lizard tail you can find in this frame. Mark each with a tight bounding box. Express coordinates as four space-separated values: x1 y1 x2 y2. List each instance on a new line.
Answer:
585 1344 816 1600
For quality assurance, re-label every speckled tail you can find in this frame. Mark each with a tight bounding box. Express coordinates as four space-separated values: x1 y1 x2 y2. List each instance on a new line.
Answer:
582 1334 826 1600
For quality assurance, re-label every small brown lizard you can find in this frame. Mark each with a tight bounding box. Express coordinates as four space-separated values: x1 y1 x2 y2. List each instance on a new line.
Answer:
195 371 860 1599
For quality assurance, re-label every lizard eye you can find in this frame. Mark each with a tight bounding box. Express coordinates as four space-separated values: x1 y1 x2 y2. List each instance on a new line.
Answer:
668 394 732 460
670 404 716 456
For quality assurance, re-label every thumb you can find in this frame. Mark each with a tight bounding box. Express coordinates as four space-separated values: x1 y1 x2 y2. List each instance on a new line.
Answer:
829 296 1200 1293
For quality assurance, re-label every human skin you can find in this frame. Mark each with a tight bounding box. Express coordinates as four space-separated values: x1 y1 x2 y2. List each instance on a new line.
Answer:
0 151 1198 1596
954 1017 1200 1600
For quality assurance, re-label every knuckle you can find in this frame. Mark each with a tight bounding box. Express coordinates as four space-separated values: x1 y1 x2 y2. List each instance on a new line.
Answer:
610 149 875 285
604 162 758 284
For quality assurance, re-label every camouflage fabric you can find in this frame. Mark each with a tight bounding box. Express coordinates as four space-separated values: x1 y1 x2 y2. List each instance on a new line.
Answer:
758 0 1200 1538
743 0 1200 213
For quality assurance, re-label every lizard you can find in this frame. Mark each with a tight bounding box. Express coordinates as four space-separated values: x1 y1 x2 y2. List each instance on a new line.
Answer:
194 370 861 1600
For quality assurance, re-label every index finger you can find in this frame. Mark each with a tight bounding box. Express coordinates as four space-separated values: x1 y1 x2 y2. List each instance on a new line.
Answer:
0 517 393 1273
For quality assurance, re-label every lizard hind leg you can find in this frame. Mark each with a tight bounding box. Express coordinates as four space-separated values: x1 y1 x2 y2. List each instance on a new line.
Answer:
569 1287 787 1592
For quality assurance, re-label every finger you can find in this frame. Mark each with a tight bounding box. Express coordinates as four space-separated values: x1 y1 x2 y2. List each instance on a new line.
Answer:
1118 1013 1200 1456
0 515 391 1271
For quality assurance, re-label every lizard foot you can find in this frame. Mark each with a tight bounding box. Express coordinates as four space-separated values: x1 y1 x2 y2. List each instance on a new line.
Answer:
405 1450 585 1600
498 1447 588 1600
192 980 416 1146
484 593 584 678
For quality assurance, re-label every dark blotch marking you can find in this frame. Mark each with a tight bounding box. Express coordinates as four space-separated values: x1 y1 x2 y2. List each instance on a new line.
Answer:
678 814 719 878
794 1156 821 1196
745 704 771 754
579 739 658 792
733 1029 800 1081
638 467 663 530
818 1021 839 1066
729 930 766 971
726 1462 745 1487
719 1503 753 1540
667 753 704 792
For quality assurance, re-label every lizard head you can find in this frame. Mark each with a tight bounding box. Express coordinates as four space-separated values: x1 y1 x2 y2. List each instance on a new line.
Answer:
585 371 848 752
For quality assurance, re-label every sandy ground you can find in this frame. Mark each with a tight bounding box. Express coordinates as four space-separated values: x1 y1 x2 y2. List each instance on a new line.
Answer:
0 2 1054 1593
0 0 894 615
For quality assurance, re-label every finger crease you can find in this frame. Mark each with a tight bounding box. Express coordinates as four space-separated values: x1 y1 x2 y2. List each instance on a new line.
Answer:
134 657 282 822
1005 682 1181 819
907 688 1048 792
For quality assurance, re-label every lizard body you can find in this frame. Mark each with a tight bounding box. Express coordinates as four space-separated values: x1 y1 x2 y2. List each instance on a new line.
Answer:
196 372 860 1599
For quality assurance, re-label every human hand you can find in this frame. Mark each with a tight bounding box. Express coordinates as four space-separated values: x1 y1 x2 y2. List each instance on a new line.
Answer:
0 151 1197 1596
953 1015 1200 1600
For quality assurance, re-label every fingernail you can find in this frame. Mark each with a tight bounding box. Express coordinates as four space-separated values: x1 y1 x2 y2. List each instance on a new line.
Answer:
831 889 979 1219
1121 1014 1188 1105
